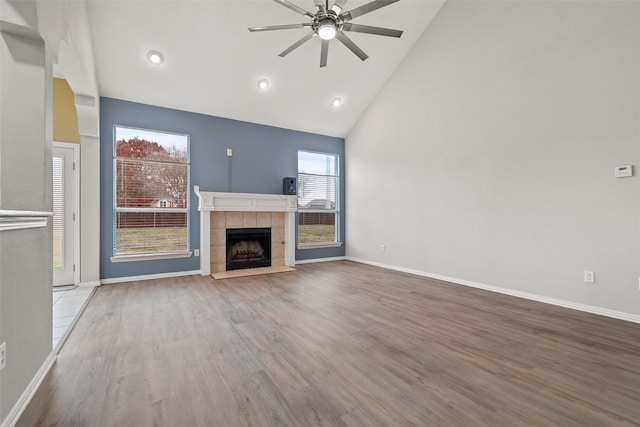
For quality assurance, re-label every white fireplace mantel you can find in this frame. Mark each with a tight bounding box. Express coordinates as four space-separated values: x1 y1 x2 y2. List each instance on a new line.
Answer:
194 186 297 213
194 186 297 275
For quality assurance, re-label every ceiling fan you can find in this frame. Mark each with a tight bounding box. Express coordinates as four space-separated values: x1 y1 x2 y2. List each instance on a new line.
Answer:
249 0 404 68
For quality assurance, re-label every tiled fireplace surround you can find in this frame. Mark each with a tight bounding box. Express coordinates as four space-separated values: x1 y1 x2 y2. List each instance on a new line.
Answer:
194 186 297 276
210 211 285 274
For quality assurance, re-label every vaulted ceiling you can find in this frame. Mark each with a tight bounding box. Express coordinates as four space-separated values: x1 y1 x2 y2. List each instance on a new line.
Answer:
86 0 444 137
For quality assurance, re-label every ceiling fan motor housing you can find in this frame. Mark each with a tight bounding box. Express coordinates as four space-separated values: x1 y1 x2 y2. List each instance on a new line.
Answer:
313 12 343 34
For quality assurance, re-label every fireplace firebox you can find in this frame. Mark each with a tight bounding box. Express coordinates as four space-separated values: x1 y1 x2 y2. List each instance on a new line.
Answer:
226 228 272 271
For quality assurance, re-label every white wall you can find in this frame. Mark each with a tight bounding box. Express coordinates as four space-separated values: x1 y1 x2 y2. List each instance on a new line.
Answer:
346 1 640 317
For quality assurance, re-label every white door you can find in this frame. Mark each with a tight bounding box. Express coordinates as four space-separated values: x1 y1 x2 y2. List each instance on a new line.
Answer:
53 145 77 286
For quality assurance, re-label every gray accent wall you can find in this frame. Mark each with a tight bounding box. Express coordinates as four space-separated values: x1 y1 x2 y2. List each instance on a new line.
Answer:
0 0 53 422
100 97 345 279
346 1 640 316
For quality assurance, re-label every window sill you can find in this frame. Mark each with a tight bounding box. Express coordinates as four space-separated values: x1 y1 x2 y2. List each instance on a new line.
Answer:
297 242 343 250
111 251 193 263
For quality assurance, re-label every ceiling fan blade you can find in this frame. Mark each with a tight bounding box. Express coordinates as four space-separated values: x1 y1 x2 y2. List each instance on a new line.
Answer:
273 0 315 18
342 23 403 38
335 31 368 61
341 0 400 21
331 0 348 14
320 39 329 68
279 31 316 57
249 23 312 32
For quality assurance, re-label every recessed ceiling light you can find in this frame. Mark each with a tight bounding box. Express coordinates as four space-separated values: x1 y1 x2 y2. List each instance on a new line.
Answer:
147 50 164 65
257 79 270 90
331 97 343 108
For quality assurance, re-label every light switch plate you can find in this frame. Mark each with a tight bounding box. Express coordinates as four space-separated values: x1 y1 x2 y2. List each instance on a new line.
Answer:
614 165 633 178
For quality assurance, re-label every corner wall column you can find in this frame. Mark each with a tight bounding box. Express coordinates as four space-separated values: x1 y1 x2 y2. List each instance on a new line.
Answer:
79 134 101 286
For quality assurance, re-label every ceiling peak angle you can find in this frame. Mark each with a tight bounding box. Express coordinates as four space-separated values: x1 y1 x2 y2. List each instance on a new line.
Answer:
249 0 404 68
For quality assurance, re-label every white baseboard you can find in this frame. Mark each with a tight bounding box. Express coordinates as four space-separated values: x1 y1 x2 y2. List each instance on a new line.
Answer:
295 256 346 265
100 270 202 285
1 351 56 427
79 280 101 288
346 257 640 324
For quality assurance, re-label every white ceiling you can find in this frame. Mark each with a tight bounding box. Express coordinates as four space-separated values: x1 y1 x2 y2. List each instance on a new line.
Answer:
86 0 444 137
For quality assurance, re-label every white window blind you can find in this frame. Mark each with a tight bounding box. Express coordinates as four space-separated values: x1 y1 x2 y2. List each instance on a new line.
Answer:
297 151 339 245
113 126 190 256
52 156 64 268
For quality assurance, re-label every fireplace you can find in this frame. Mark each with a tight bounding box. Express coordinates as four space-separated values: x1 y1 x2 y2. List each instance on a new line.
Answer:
226 227 271 271
193 187 297 276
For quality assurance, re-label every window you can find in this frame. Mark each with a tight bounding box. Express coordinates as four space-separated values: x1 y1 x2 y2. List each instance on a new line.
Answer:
297 150 340 247
113 126 190 258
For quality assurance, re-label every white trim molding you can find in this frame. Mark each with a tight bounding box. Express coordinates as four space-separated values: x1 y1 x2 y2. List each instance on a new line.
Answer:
298 242 343 250
0 210 53 232
53 141 81 286
346 257 640 325
0 351 56 427
194 186 297 275
101 269 202 285
110 251 192 263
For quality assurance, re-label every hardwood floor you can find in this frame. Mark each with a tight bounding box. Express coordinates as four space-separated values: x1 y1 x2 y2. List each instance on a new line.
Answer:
18 261 640 426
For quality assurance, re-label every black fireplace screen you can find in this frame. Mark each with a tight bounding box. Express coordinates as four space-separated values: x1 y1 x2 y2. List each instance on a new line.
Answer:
226 228 271 271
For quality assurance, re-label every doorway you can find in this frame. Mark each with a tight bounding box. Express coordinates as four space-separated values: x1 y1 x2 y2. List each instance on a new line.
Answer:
53 142 79 287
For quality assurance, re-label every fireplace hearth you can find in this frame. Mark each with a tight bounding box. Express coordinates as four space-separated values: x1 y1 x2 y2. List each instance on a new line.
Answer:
226 228 271 271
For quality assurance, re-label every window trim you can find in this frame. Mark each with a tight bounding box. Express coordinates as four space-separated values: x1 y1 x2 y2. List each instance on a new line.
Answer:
297 149 341 248
110 251 192 263
112 125 191 259
297 242 343 250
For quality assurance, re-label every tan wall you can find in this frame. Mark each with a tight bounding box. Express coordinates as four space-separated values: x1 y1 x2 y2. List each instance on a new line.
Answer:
53 78 80 143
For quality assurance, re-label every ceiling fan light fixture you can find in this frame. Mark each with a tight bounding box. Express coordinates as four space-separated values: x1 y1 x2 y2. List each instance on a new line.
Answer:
146 50 164 65
249 0 404 68
257 79 270 90
318 22 337 40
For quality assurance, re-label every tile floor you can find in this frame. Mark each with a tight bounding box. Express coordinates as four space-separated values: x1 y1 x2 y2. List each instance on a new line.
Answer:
52 286 95 351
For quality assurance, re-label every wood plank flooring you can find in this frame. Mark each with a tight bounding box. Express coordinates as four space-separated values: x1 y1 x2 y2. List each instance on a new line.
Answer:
18 261 640 426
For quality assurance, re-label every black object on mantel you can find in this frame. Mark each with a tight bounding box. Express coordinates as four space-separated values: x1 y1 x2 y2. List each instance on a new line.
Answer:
283 177 296 195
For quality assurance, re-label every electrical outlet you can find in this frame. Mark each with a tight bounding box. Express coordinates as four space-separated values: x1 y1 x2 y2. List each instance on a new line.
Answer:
0 342 6 371
194 249 200 257
584 271 595 284
380 244 385 253
226 148 233 157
